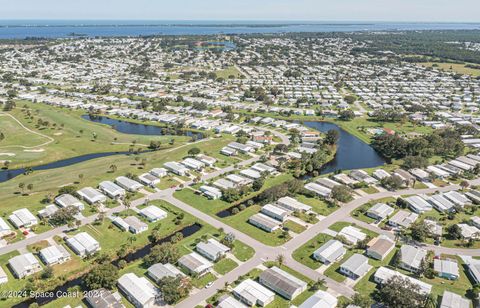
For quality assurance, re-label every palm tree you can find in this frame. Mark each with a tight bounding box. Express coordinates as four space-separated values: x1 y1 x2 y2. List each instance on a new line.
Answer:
276 254 285 267
109 164 117 173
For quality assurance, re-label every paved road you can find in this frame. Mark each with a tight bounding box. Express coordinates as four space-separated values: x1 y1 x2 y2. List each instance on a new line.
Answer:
0 203 126 255
2 125 480 307
171 180 480 307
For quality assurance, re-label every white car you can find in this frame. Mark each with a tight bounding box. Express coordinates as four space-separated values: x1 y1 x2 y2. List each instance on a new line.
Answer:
205 282 214 289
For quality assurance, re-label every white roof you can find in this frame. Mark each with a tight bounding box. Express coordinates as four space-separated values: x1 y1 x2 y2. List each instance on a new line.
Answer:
440 291 470 308
118 273 157 306
374 266 432 294
338 226 366 244
313 240 345 263
140 205 167 220
233 279 274 305
299 290 337 308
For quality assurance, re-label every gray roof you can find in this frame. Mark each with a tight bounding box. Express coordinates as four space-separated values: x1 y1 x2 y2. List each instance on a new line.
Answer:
123 216 147 231
400 245 426 269
84 288 125 308
340 253 371 276
147 263 184 282
440 291 470 308
259 266 307 298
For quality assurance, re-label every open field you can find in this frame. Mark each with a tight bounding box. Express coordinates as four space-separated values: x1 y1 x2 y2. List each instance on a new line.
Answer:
214 66 242 79
0 136 234 218
2 100 192 168
418 62 480 77
0 113 52 148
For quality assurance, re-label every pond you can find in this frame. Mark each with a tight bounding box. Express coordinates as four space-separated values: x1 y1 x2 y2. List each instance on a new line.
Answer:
13 223 202 307
303 121 386 174
81 115 204 139
215 121 386 218
0 151 135 183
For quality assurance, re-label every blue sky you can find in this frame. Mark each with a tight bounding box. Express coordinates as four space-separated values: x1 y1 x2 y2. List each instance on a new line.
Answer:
1 0 479 22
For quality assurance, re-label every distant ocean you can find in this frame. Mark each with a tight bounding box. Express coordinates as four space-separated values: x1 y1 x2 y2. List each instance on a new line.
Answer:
0 20 479 39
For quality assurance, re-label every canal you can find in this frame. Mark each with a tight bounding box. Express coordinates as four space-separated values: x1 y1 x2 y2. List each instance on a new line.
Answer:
13 223 202 307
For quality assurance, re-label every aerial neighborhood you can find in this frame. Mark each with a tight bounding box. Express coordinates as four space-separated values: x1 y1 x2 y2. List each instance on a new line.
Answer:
0 17 479 308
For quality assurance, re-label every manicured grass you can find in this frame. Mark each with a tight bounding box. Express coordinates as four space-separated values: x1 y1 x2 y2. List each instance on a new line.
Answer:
232 240 255 262
414 181 429 189
156 176 180 190
76 200 198 254
222 205 291 246
351 204 377 224
4 100 192 168
0 136 234 216
174 188 231 216
26 239 50 252
0 113 51 147
213 258 238 275
295 194 339 216
192 273 216 289
214 66 242 79
292 233 333 269
362 186 379 194
329 221 379 239
283 220 307 234
323 250 354 282
333 116 433 144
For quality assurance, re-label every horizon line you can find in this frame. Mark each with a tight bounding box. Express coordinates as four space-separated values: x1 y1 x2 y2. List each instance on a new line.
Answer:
0 19 479 23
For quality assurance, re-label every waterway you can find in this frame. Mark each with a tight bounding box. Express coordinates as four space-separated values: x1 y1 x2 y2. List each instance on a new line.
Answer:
216 121 386 217
0 151 135 183
81 115 204 139
0 20 479 39
303 121 386 174
0 115 204 184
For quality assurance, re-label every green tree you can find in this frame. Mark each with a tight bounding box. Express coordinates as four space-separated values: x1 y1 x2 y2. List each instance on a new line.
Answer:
331 185 353 202
158 276 192 304
376 276 428 308
84 263 119 290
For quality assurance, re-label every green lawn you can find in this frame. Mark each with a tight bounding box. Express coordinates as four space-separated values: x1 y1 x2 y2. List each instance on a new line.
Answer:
221 205 290 246
329 221 379 239
284 220 307 234
213 258 238 275
214 66 242 79
418 62 480 77
232 240 255 262
192 273 216 289
0 135 235 216
292 233 333 269
323 250 355 282
295 194 339 216
362 186 379 194
174 189 231 216
3 100 192 168
0 113 51 148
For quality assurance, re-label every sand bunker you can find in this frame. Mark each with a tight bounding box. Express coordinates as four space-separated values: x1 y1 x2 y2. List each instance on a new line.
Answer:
24 149 45 153
0 153 15 157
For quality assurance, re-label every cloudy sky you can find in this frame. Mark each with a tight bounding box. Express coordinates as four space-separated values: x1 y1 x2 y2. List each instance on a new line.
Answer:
1 0 479 22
